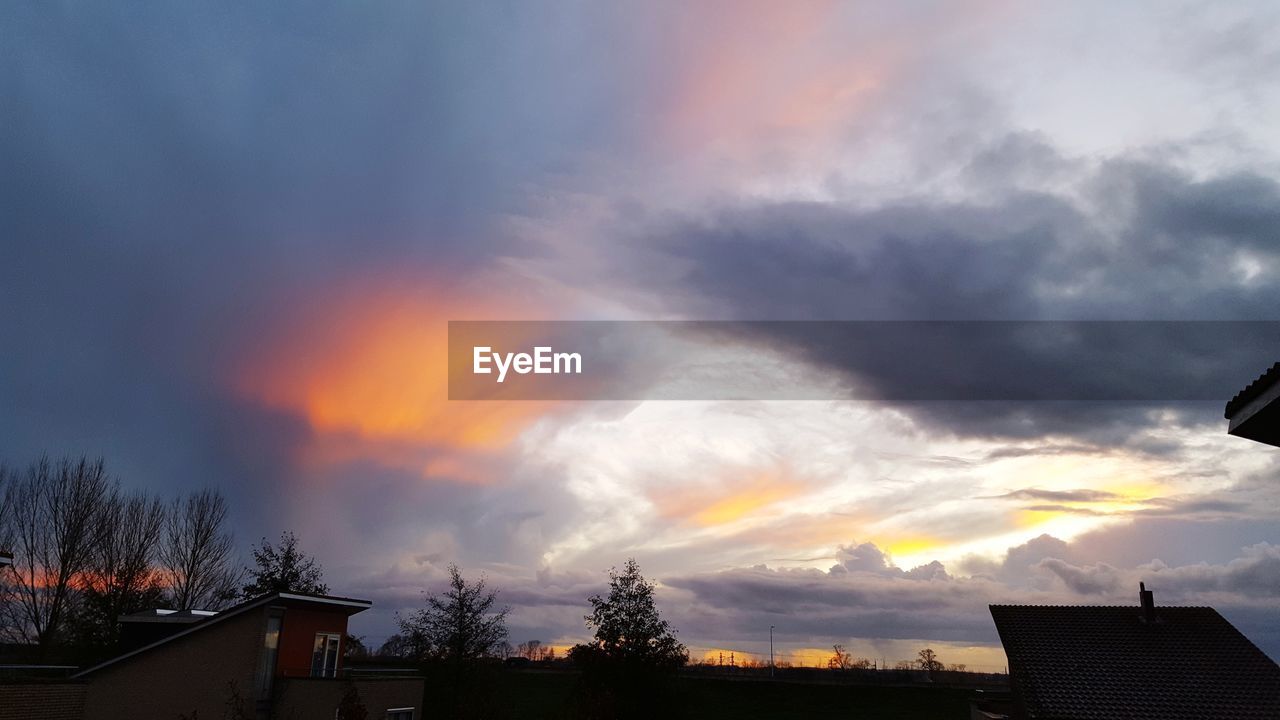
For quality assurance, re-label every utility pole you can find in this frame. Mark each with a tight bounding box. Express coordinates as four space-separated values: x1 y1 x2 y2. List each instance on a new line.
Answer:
770 625 775 678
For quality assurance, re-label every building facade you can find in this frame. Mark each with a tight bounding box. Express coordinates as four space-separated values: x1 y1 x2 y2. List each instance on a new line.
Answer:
1 592 424 720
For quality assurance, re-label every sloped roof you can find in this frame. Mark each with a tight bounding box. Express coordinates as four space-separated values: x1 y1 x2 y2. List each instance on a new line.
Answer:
74 591 370 678
1225 361 1280 419
990 604 1280 720
117 607 219 624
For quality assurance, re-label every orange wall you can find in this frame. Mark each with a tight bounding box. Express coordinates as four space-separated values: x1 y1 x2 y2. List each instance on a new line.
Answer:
276 607 349 677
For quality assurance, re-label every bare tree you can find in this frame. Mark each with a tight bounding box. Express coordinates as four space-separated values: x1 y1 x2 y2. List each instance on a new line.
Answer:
77 487 167 647
0 464 19 642
917 647 944 672
160 489 239 610
3 456 111 649
517 640 543 660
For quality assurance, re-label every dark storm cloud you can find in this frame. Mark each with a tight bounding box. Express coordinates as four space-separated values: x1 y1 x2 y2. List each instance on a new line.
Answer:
0 1 642 517
626 144 1280 440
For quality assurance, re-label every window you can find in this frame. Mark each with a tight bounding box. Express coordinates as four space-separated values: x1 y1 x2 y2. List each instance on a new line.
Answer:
257 611 283 698
310 632 341 678
385 710 414 720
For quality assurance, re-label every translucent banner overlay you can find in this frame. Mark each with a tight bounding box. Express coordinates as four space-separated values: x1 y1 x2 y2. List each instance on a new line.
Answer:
447 321 1280 402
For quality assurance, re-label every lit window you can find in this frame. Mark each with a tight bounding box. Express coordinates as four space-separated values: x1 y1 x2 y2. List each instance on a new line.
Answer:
385 709 414 720
310 632 341 678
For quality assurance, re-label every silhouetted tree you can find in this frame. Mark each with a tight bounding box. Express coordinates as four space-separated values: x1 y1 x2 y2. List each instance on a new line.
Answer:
917 647 944 672
568 559 688 719
241 531 328 598
160 489 239 610
75 487 167 649
1 456 111 651
397 564 509 718
344 633 369 660
396 564 508 664
571 559 688 670
827 645 873 670
376 633 414 659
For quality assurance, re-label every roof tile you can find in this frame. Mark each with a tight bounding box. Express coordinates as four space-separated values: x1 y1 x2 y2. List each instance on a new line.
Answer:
990 604 1280 720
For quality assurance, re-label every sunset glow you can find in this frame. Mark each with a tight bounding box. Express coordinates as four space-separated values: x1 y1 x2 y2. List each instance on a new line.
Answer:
6 0 1279 690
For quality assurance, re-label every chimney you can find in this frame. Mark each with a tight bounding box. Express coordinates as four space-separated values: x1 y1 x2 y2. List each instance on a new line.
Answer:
1139 582 1156 623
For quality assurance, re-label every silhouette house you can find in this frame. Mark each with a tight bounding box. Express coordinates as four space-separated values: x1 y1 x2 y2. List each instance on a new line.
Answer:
64 591 422 720
1226 361 1280 448
990 585 1280 720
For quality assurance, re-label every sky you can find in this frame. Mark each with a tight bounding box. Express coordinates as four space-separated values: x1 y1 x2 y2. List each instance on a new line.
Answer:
3 1 1280 669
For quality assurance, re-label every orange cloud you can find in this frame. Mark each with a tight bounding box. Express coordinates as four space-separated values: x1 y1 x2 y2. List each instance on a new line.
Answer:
234 275 556 483
651 472 806 528
654 1 1017 176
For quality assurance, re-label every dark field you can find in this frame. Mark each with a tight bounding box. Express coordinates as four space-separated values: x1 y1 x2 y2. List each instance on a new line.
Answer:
450 668 976 719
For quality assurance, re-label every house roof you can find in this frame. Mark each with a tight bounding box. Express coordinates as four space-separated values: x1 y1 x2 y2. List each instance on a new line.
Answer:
990 604 1280 720
1225 361 1280 419
74 591 371 678
118 608 219 624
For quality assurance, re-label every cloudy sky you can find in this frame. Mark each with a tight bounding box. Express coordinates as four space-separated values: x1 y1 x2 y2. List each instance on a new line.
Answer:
4 1 1280 668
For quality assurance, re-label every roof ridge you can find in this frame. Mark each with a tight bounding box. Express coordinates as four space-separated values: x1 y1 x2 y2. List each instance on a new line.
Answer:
990 603 1214 609
1225 361 1280 418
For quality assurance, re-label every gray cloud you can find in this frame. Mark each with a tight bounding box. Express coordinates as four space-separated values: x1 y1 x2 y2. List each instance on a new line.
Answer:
1036 558 1124 595
614 143 1280 442
659 534 1280 659
830 542 950 581
991 488 1121 502
985 488 1254 521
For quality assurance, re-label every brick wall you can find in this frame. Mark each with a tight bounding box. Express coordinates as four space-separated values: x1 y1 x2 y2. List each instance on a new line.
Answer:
0 683 86 720
275 677 424 719
81 605 266 720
